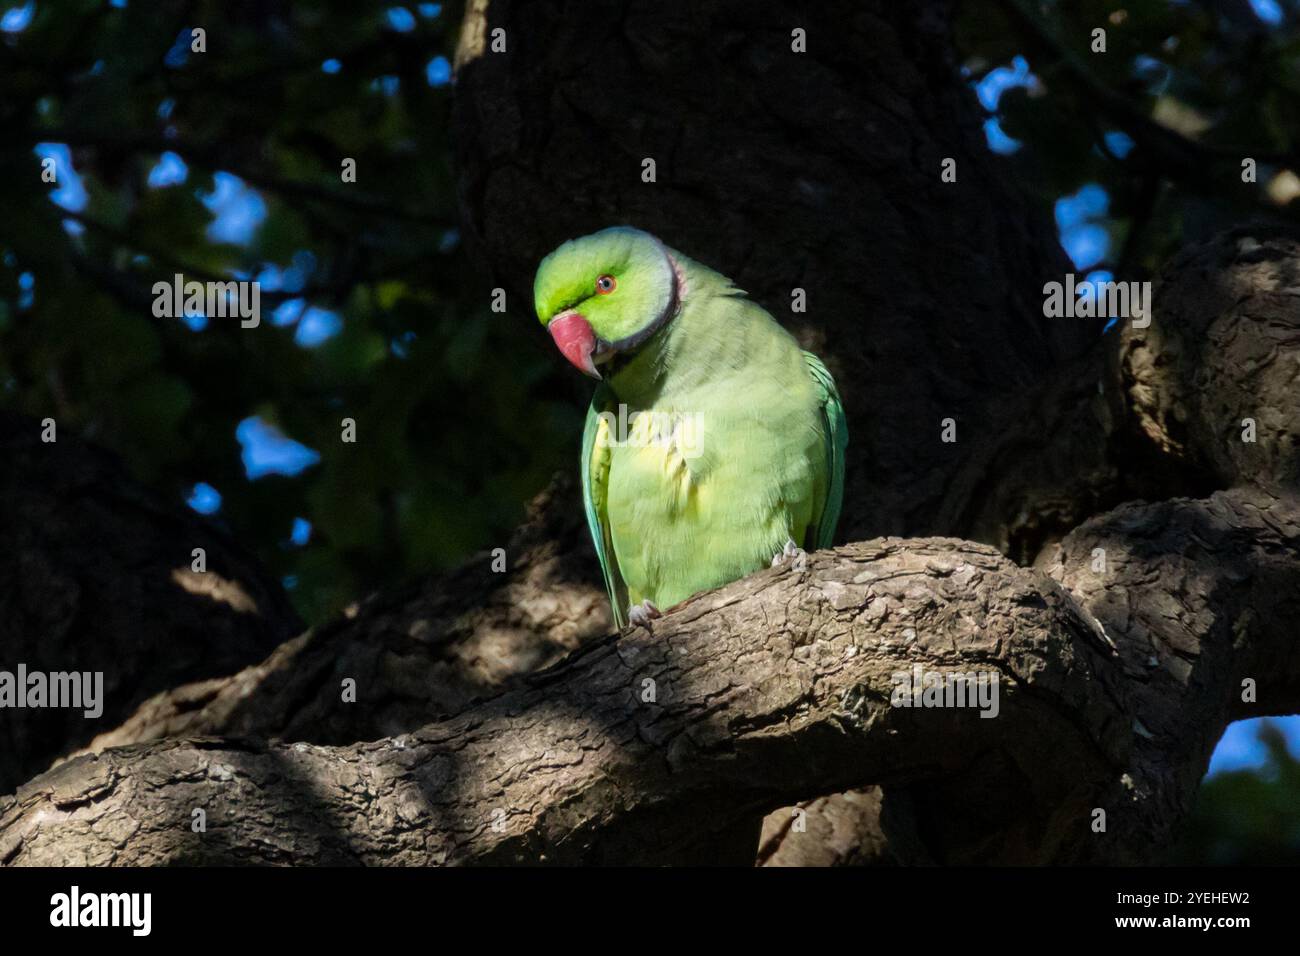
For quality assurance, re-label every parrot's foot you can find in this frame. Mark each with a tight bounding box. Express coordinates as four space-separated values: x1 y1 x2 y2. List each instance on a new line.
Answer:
770 538 808 573
627 600 661 629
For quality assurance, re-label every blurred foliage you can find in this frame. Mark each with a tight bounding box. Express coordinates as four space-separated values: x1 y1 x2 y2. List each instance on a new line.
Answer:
957 0 1300 277
0 0 1298 862
0 0 581 621
1164 721 1300 864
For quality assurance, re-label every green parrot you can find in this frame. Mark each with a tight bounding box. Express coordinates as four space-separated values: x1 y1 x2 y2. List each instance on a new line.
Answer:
534 226 847 628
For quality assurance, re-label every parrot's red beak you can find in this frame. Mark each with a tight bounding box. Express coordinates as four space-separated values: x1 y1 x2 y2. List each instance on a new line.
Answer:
548 311 601 379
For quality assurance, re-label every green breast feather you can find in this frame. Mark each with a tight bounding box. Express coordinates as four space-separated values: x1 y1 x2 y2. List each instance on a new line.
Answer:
581 352 847 629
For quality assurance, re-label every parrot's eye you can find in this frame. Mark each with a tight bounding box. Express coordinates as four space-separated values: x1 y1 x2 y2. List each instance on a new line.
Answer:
595 274 617 295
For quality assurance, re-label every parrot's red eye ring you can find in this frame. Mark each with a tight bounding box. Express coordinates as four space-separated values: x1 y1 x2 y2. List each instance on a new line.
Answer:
595 274 617 294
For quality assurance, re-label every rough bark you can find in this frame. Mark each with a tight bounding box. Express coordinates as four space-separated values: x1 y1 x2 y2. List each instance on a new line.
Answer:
757 788 889 866
1039 487 1300 862
1120 228 1300 492
6 487 1295 866
0 537 1144 865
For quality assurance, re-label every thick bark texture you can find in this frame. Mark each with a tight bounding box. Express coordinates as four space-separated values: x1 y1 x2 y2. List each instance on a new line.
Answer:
6 489 1295 865
1040 487 1300 863
757 788 889 866
0 538 1158 865
1120 228 1300 492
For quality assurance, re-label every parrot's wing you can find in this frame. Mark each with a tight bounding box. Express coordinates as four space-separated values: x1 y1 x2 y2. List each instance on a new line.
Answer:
581 385 628 628
804 351 849 551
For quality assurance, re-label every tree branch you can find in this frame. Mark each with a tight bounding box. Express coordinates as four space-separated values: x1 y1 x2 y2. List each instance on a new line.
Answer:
7 484 1295 866
2 537 1124 865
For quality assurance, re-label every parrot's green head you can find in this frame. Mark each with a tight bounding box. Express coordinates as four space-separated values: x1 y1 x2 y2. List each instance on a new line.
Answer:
534 226 680 378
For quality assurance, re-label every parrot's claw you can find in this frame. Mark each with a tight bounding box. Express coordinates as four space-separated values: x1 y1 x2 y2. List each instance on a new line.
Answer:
627 600 661 630
771 538 808 572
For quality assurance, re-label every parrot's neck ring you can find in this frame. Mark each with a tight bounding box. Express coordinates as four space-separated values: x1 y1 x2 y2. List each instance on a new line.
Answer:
596 247 683 360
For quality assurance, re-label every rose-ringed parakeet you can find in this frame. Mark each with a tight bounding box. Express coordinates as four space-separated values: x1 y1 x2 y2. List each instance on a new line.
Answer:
534 227 847 628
